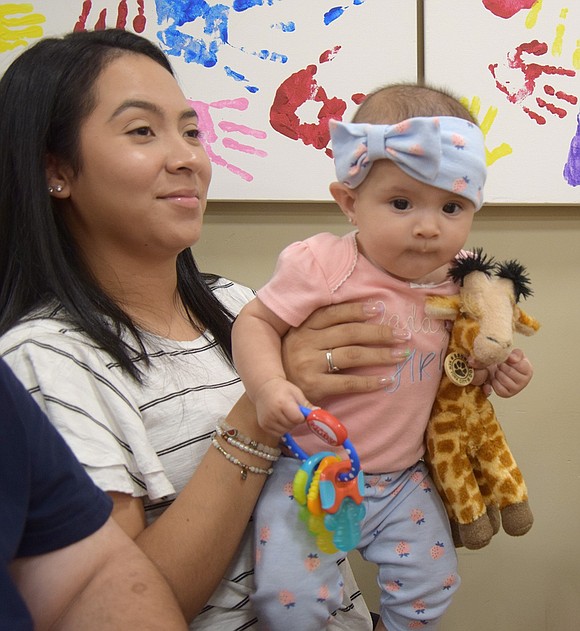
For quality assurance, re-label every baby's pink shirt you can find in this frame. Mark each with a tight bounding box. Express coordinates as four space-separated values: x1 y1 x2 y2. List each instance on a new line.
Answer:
257 231 459 473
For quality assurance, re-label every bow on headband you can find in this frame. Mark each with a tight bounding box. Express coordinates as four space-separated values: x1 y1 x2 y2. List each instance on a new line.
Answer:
330 116 487 210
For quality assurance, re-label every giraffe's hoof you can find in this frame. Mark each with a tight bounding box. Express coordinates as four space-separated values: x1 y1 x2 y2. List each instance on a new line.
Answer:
459 514 494 550
501 501 533 537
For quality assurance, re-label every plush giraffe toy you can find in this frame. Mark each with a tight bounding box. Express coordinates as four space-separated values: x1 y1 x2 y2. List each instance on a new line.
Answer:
424 249 540 550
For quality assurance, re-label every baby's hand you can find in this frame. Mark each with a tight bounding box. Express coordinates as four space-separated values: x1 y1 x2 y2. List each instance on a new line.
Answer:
255 377 307 437
471 349 533 398
487 349 533 398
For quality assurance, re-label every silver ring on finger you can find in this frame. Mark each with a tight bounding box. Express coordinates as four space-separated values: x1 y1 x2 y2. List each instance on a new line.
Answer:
325 349 340 373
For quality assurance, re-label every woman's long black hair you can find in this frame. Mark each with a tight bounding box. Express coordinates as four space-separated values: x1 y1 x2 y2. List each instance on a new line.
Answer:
0 29 235 380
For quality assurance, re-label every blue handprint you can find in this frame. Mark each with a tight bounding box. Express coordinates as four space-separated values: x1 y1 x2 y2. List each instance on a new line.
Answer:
323 0 365 26
156 0 287 91
157 1 227 68
155 0 366 91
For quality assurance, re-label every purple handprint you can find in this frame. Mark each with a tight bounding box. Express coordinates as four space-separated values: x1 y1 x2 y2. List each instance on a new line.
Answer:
564 114 580 186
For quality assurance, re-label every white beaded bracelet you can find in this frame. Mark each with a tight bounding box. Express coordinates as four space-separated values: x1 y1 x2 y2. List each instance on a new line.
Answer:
216 421 281 458
217 429 280 462
211 436 274 480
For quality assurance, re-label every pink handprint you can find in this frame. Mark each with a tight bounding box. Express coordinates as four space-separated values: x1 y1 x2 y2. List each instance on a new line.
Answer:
189 98 267 182
74 0 146 33
489 39 577 125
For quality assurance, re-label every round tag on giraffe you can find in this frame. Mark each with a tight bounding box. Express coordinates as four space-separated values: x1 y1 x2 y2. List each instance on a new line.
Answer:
444 352 474 386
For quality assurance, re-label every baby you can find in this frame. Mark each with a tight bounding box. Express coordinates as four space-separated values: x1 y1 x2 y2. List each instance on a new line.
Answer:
232 83 533 631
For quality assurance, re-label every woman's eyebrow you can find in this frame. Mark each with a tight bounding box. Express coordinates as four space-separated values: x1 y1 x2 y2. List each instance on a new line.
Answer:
110 99 160 120
109 100 198 123
180 107 198 123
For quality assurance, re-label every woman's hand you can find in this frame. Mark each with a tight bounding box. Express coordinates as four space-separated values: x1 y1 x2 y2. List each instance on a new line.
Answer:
281 302 411 403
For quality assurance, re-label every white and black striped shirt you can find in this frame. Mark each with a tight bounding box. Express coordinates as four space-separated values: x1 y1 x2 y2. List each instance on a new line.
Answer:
0 278 372 630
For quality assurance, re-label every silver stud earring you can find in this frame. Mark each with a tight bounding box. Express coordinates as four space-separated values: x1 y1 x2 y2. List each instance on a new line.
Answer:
48 184 63 194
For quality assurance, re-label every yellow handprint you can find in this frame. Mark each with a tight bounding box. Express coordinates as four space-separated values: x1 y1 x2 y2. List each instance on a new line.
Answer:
460 95 513 167
0 3 45 53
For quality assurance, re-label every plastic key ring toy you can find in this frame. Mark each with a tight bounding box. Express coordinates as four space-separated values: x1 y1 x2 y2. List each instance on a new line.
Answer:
283 407 366 553
283 406 361 481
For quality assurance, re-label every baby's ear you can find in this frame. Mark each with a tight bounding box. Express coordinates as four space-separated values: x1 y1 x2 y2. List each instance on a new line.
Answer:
329 181 357 224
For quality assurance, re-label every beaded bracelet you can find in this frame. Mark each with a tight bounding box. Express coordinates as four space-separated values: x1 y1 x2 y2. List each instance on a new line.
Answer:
215 425 280 462
211 436 274 480
216 422 281 459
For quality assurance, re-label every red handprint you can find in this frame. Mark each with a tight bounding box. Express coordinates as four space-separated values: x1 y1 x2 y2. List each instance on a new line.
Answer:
482 0 536 20
489 39 577 125
74 0 146 33
269 48 367 158
269 64 345 157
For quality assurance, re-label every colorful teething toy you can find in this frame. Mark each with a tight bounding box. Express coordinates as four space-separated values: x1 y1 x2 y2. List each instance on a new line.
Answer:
283 407 366 554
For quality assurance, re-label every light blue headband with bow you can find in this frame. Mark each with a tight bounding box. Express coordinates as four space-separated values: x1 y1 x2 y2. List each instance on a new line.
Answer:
330 116 487 210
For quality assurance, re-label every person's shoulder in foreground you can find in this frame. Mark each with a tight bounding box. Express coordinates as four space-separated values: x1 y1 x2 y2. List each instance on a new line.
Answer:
0 358 187 630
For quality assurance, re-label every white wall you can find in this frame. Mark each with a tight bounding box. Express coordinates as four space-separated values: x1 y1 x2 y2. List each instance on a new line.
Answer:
195 202 580 630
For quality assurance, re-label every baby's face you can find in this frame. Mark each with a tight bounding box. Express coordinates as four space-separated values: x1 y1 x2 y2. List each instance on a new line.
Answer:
345 160 476 284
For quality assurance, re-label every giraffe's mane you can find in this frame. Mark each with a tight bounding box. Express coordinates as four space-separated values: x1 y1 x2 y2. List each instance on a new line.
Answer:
448 249 532 303
448 248 494 285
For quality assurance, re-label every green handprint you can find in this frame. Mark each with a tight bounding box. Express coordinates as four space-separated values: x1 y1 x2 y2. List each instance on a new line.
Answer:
0 3 45 53
461 95 513 167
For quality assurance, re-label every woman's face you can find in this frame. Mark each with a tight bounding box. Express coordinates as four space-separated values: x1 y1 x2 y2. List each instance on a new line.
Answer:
56 53 211 268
